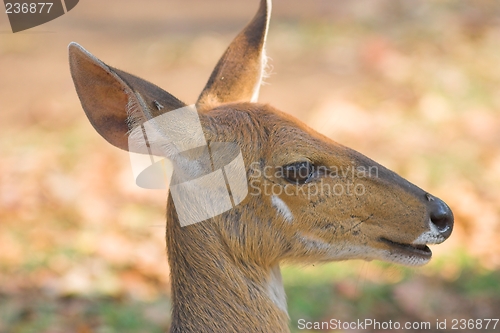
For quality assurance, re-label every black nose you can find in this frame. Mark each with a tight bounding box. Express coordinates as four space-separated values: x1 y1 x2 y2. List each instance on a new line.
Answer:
426 194 454 239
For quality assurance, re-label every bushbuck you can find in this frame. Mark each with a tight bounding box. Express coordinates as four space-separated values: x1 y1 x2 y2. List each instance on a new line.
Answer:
69 0 453 332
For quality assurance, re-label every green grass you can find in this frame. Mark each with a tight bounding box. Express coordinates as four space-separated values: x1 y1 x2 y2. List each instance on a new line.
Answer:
1 258 499 333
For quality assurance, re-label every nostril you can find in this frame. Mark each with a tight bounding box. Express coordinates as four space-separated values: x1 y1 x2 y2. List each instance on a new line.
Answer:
427 194 454 238
430 213 451 231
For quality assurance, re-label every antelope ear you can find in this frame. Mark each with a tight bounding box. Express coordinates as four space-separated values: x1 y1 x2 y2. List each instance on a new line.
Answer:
69 42 186 152
196 0 271 110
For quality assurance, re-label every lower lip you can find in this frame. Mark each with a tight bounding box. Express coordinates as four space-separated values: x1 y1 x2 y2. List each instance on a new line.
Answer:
379 238 432 259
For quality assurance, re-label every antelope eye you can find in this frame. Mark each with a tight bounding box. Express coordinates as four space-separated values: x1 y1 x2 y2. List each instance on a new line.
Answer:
283 162 314 184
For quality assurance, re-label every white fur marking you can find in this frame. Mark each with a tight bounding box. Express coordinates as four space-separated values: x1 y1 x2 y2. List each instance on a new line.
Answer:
250 0 272 102
267 266 288 316
271 195 293 222
413 219 446 245
294 232 431 267
250 49 268 102
153 100 164 110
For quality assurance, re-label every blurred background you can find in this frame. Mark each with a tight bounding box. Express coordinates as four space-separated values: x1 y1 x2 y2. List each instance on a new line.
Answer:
1 0 499 332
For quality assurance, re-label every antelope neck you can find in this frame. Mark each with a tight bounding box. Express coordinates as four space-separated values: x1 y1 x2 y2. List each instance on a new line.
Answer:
166 200 290 333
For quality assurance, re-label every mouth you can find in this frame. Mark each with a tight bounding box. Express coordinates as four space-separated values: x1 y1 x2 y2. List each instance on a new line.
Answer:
379 237 432 259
